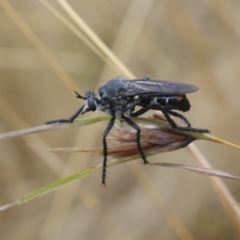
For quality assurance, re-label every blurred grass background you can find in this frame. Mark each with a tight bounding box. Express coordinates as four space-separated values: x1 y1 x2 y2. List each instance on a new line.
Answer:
0 0 240 239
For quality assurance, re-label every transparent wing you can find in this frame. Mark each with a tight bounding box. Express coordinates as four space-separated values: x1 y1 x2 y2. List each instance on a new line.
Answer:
124 79 198 96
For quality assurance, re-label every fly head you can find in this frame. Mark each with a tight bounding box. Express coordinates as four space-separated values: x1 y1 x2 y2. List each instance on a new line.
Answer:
80 90 98 114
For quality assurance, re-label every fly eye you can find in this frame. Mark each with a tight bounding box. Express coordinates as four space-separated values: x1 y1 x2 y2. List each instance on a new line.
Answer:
87 97 97 111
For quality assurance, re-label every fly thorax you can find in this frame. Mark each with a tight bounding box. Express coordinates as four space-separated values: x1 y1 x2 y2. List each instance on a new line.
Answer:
108 96 128 111
123 98 139 116
95 98 112 115
108 97 119 108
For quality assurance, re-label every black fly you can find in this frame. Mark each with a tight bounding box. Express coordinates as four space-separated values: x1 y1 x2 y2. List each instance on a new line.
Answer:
46 77 209 185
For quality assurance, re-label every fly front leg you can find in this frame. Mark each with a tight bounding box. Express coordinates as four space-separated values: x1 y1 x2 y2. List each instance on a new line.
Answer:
46 105 86 124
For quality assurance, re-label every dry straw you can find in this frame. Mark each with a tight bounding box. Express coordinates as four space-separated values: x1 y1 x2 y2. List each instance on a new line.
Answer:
0 0 240 239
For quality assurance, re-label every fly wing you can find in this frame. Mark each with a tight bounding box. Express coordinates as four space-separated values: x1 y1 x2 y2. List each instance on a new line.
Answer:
124 79 198 96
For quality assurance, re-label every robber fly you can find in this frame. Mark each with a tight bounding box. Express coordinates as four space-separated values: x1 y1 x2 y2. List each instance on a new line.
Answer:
46 76 209 185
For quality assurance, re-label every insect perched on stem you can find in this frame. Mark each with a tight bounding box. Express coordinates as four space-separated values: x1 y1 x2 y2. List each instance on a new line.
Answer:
46 76 209 185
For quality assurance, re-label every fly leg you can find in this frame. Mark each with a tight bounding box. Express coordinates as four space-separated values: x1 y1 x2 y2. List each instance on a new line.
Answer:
161 108 210 133
46 105 86 124
166 110 191 127
102 115 116 186
130 100 189 125
130 101 209 133
130 101 157 117
121 115 148 165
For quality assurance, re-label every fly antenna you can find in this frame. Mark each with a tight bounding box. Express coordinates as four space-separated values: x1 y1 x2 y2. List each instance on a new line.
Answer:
74 91 86 100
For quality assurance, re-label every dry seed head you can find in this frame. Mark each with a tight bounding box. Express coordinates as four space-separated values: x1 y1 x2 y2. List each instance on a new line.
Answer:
107 113 196 159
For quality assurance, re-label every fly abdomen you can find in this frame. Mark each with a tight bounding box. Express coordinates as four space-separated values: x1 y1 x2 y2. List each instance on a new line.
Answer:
157 94 190 112
175 94 190 112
